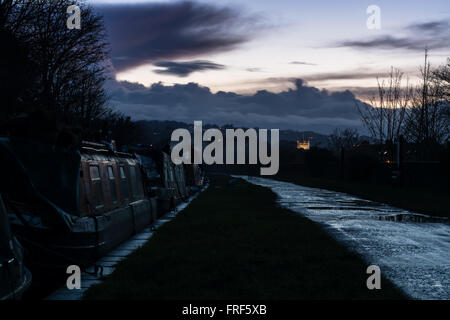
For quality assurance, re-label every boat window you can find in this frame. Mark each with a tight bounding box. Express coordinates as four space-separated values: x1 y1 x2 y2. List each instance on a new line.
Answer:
108 166 114 178
89 165 104 209
120 166 129 200
90 166 100 180
136 167 144 195
120 166 126 179
108 166 118 203
169 167 174 181
129 166 138 198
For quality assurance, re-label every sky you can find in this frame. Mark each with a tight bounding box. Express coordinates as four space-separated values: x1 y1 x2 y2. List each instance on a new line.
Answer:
89 0 449 133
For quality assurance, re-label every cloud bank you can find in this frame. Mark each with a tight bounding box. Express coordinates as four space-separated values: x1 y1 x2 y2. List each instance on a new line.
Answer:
106 79 367 134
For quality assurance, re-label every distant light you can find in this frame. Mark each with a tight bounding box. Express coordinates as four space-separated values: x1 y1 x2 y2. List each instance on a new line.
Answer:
297 140 310 150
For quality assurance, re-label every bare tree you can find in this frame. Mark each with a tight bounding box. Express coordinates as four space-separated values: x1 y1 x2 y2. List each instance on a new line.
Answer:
432 58 449 101
28 1 109 115
0 0 35 33
404 51 449 144
0 0 110 134
356 67 412 144
0 0 38 120
432 58 450 133
329 128 359 153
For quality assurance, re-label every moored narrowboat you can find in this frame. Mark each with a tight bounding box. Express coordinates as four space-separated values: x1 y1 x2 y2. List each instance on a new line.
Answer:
0 137 156 268
184 163 205 190
130 145 192 213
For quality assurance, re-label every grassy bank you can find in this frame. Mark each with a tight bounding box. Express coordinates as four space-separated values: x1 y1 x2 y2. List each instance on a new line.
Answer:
84 175 406 300
271 170 449 219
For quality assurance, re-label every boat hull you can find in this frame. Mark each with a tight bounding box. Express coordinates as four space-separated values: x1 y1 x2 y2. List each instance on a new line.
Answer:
12 198 157 268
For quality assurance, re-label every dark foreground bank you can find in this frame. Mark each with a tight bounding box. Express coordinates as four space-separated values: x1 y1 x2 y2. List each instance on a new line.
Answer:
84 175 406 300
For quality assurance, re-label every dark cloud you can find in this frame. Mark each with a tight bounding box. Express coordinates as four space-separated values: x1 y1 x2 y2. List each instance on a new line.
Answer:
153 60 225 77
106 79 368 134
407 20 449 34
339 35 429 50
96 2 260 72
337 19 450 51
290 61 317 66
246 67 262 72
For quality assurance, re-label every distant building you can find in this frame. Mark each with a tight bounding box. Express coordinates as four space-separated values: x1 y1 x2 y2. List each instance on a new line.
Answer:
296 139 310 150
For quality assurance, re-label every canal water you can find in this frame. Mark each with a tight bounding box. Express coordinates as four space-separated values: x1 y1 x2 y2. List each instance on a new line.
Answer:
239 176 450 300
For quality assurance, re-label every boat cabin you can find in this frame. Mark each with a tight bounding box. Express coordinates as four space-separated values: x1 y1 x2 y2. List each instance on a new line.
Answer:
79 142 145 217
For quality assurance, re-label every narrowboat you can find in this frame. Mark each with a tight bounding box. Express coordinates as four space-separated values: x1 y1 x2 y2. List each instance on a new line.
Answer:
184 163 205 190
0 194 32 300
130 145 193 212
159 151 188 206
0 137 157 268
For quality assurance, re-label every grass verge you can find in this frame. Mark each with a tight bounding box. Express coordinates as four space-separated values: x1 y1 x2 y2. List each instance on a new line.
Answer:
83 175 406 300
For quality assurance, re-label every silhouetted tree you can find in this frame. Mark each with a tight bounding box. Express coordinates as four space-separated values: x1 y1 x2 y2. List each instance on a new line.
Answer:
404 51 449 145
0 27 36 121
0 0 112 141
432 58 450 101
329 128 359 153
356 67 412 144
